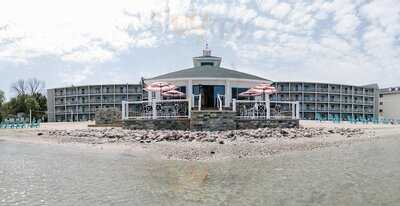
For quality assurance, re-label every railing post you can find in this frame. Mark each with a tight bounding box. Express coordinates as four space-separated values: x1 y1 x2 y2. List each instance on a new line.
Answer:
218 94 222 111
122 101 126 120
291 103 295 119
152 100 157 119
232 99 236 112
198 95 202 111
266 100 270 119
188 98 192 119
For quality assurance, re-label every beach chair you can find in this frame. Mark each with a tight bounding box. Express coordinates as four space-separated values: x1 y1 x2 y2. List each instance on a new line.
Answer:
31 119 40 128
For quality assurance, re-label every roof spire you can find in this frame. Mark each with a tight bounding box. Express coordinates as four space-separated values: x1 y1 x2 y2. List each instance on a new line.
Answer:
203 40 211 56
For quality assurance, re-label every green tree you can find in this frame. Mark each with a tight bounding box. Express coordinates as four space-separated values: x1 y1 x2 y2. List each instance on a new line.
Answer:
1 79 47 122
25 96 40 113
0 90 4 105
0 90 5 121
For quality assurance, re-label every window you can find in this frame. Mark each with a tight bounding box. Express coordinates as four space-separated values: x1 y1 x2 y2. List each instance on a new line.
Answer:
379 94 383 98
120 87 124 93
231 88 248 100
379 109 383 113
201 62 214 66
380 102 383 105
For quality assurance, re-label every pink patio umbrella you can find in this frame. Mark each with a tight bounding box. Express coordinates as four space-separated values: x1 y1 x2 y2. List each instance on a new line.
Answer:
239 90 262 99
249 84 277 100
253 84 277 93
248 87 277 94
162 89 186 98
145 82 176 92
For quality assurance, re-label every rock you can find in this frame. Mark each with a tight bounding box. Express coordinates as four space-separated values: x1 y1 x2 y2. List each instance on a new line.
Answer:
37 132 43 136
304 133 312 138
218 140 225 144
280 129 289 136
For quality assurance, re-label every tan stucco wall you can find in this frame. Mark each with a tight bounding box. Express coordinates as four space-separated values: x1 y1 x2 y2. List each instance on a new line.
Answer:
379 93 400 119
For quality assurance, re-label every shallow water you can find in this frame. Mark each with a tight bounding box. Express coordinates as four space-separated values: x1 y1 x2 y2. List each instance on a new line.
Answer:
1 137 400 206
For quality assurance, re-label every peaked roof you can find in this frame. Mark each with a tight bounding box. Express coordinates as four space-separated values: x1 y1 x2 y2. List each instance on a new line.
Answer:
147 66 269 81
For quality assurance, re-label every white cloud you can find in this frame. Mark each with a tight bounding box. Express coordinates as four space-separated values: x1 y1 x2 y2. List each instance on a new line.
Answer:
1 0 400 91
270 3 292 19
0 0 191 63
253 17 277 29
256 0 278 13
59 66 94 85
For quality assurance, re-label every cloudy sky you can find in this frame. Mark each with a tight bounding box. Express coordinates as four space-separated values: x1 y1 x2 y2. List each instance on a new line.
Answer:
0 0 399 98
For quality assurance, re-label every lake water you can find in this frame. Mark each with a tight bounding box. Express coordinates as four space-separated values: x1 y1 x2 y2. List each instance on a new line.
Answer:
1 137 400 206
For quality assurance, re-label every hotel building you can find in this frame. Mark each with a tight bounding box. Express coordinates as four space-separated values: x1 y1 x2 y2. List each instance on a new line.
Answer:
379 87 400 120
47 49 379 122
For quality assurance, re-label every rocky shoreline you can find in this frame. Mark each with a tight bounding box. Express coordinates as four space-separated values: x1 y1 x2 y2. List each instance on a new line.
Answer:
46 127 365 145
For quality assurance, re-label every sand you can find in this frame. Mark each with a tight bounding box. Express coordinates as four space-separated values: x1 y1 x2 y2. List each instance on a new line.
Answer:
0 121 399 161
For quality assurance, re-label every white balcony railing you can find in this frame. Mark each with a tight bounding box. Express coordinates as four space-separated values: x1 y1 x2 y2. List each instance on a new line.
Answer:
233 100 300 120
122 99 190 120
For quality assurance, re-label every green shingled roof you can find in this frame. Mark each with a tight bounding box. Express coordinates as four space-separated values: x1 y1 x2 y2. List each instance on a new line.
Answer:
148 66 269 81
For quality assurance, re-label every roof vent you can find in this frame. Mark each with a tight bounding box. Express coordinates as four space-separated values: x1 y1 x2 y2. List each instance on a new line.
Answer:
203 43 211 56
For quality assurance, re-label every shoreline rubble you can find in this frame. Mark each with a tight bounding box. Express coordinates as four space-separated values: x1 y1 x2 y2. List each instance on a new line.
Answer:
46 127 365 145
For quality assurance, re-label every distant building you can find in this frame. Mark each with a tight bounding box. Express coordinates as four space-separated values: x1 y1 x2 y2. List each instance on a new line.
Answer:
272 82 378 121
47 84 143 122
379 87 400 120
47 48 380 122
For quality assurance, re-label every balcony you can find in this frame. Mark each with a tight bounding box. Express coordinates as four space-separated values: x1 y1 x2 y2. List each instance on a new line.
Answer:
102 100 116 104
316 88 328 93
316 98 329 102
303 98 315 102
290 88 303 92
329 99 341 103
329 89 341 94
128 88 142 93
329 108 341 112
341 90 352 95
353 109 364 113
302 107 316 112
353 100 363 104
66 101 78 105
66 92 78 96
354 91 364 95
303 88 316 92
341 109 352 113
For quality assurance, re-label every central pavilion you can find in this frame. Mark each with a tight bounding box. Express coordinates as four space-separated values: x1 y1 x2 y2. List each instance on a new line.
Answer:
145 47 271 109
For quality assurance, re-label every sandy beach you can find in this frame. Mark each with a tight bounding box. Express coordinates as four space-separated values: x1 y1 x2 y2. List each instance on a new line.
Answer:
1 121 399 161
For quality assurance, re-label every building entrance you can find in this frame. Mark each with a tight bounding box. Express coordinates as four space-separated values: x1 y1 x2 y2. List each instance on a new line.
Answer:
193 85 225 109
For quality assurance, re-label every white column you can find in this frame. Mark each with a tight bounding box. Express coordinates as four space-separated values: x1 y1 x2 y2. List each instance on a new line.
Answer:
225 80 231 107
152 101 157 119
155 91 161 100
296 101 300 119
121 101 126 120
292 103 295 119
266 95 270 119
187 79 193 100
147 91 152 101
